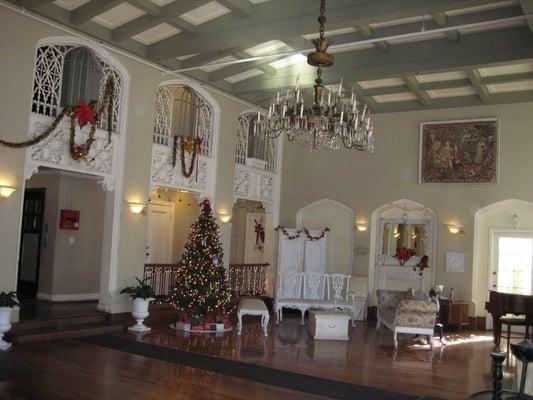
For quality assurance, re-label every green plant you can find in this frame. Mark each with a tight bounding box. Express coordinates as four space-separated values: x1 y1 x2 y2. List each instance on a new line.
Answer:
0 291 19 308
120 277 154 300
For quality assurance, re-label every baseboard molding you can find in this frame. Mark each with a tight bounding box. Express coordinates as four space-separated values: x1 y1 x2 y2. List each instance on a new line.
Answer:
468 316 487 330
37 292 100 302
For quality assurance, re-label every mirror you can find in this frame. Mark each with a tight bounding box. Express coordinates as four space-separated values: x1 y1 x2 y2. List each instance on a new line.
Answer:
382 223 427 257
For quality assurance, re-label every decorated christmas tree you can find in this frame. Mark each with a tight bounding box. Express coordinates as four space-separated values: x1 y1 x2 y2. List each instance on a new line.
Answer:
170 199 232 327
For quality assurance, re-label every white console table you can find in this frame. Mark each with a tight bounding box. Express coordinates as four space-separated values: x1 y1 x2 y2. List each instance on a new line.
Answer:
377 265 427 293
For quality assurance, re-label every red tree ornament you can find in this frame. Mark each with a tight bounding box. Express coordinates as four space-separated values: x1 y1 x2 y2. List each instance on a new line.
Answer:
74 100 96 128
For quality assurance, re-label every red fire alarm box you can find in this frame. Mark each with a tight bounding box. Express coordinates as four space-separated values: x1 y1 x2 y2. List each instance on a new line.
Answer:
60 209 80 230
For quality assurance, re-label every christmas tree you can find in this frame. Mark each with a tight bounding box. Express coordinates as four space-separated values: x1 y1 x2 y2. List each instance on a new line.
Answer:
170 199 232 322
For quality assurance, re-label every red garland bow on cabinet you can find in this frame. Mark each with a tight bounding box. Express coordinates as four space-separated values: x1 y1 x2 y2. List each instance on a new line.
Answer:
275 225 330 240
74 100 96 127
395 246 417 265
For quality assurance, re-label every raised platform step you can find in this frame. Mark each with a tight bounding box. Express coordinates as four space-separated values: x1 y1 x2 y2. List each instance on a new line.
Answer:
8 322 124 344
12 312 110 333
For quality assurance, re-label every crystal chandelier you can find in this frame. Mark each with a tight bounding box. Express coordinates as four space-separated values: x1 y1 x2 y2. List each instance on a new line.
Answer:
255 0 375 153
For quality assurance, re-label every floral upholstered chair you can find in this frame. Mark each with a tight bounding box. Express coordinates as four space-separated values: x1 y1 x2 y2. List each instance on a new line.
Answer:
376 289 439 349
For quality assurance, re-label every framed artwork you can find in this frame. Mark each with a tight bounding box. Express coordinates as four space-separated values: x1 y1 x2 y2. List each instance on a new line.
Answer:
419 118 499 184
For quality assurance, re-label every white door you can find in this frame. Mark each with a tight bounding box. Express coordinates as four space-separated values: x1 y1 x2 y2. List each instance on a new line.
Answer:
487 231 533 329
146 202 174 264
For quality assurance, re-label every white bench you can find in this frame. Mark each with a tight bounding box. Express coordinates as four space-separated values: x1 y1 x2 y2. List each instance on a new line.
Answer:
237 298 270 336
274 272 368 326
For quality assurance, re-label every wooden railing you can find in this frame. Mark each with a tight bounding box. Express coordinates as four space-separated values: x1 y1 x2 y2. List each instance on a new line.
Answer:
229 263 269 297
143 262 270 303
143 263 180 303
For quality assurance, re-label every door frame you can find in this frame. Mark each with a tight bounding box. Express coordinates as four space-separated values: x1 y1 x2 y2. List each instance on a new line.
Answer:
146 200 175 264
17 188 46 297
486 227 533 329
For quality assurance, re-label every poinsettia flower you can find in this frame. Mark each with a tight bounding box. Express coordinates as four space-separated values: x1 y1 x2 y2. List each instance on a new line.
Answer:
74 100 96 128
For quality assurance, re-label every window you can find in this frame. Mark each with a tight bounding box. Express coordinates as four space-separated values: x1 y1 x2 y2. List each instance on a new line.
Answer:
247 115 267 161
235 113 277 172
496 236 533 294
152 85 214 156
61 47 103 107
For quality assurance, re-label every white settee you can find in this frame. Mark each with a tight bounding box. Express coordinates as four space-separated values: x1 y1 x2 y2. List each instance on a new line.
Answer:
274 272 368 326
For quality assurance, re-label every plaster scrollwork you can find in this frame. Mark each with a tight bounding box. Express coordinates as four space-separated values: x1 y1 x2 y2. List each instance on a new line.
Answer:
376 199 434 221
26 114 117 191
234 168 250 197
259 175 274 202
150 144 208 193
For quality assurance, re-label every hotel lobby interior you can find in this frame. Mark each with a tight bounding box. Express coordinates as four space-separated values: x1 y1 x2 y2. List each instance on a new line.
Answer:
1 0 533 399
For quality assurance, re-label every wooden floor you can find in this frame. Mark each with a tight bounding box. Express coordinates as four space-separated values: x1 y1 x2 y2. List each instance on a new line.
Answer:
0 316 518 400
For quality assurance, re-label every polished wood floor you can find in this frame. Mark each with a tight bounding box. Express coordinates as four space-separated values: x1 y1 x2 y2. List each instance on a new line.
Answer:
0 316 518 400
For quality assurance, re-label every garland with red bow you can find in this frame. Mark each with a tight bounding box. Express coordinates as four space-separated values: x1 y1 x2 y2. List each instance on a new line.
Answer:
172 136 204 180
0 77 114 162
275 226 330 241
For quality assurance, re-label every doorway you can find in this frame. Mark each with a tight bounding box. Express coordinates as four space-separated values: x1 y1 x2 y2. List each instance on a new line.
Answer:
17 188 46 298
490 232 533 295
145 202 174 264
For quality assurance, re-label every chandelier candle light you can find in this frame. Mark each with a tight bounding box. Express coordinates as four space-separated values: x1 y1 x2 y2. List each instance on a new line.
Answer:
255 0 375 153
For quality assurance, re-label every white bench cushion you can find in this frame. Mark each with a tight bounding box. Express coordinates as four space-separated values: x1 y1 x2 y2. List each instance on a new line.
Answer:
239 298 268 313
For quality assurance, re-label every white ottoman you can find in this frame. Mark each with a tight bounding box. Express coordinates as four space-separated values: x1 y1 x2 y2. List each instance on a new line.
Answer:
237 298 270 336
308 310 350 341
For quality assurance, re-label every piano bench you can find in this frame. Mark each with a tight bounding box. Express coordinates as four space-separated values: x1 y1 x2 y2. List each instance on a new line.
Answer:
500 316 532 354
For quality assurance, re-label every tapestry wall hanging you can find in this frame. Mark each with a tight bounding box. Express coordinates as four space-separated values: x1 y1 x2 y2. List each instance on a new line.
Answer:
419 118 499 184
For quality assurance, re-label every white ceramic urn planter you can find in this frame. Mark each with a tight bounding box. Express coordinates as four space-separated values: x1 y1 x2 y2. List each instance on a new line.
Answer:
128 298 155 333
0 307 13 351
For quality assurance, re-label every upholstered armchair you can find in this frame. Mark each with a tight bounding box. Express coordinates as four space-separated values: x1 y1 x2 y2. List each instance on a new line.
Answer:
376 289 439 349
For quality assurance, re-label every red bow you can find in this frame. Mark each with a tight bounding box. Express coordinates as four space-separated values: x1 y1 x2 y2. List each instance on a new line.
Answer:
74 100 96 128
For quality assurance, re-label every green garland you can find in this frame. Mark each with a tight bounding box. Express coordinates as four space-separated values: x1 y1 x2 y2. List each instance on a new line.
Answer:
0 76 115 162
180 137 197 178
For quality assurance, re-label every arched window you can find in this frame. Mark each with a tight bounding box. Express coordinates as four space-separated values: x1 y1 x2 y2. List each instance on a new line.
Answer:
152 85 213 156
31 43 123 133
235 113 277 172
60 47 103 107
246 115 268 161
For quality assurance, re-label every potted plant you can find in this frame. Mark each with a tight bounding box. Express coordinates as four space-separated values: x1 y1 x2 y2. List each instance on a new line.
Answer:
0 291 19 350
120 277 155 333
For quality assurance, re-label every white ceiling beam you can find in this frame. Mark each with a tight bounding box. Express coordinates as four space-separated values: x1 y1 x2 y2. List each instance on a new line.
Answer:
467 69 491 102
111 0 211 42
217 0 251 17
520 0 533 31
20 0 55 8
147 0 502 60
70 0 124 25
433 12 461 43
403 76 432 106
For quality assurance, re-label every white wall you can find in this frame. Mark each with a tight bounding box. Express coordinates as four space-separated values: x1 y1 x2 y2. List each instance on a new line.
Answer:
297 200 354 275
0 8 249 312
281 101 533 316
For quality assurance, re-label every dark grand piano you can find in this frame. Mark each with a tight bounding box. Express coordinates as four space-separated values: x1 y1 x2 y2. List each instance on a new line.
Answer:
485 290 533 345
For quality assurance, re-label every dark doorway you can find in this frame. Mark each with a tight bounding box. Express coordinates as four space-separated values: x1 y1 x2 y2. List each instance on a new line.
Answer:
17 188 46 298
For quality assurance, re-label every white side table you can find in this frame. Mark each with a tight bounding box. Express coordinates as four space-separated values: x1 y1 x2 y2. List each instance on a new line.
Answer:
237 298 270 336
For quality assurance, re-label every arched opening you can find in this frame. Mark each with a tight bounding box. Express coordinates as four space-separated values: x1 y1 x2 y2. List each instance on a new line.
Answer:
60 47 103 107
20 37 128 315
471 199 533 326
368 199 437 305
296 198 355 275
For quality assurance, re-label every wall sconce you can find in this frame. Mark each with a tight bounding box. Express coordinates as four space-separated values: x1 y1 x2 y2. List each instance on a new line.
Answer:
355 223 368 232
218 213 232 224
0 185 16 200
445 224 464 236
128 202 146 215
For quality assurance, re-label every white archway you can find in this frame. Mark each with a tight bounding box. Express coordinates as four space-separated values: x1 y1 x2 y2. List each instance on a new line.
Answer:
19 36 130 312
296 198 355 274
368 199 438 305
150 78 221 204
471 199 533 318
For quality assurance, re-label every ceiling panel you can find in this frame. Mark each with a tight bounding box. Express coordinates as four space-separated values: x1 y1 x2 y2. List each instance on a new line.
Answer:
92 3 145 29
487 79 533 93
133 23 181 45
445 0 518 16
359 77 405 89
269 54 307 70
479 62 533 77
373 93 418 103
246 40 290 56
149 0 174 5
427 86 477 98
180 1 231 26
53 0 89 10
415 71 468 83
225 69 264 83
200 55 238 72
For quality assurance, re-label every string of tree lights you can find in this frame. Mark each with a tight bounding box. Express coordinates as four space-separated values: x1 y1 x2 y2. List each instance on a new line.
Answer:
170 199 233 323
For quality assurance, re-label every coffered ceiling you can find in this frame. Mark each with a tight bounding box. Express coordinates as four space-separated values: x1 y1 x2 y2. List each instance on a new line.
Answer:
6 0 533 112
